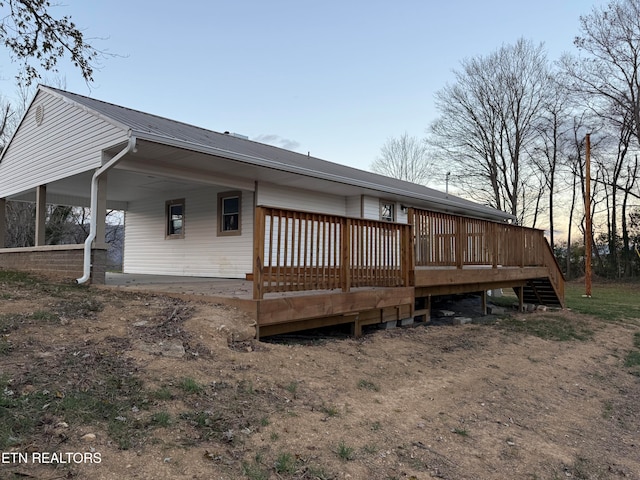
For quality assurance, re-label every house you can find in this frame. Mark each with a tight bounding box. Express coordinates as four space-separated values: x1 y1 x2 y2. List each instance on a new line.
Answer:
0 86 564 337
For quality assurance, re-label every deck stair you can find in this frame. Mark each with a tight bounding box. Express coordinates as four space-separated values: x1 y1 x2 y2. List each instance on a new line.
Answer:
518 277 563 308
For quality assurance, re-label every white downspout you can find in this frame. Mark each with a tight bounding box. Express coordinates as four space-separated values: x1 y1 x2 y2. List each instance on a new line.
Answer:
77 134 137 284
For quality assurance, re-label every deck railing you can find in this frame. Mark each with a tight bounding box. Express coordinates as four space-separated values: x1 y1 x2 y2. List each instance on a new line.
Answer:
252 206 564 302
409 207 564 300
253 206 412 299
410 208 550 268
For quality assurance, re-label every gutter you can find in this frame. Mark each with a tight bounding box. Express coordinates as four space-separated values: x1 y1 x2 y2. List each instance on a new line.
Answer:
76 135 137 284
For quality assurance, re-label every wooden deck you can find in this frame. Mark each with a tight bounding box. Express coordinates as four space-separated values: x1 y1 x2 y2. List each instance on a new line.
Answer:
250 206 564 337
108 206 565 339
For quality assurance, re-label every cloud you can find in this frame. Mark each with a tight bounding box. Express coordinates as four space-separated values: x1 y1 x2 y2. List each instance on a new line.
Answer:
253 134 301 151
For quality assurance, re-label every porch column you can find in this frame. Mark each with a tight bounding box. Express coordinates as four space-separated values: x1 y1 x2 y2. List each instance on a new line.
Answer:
94 174 108 246
0 197 6 248
35 185 47 246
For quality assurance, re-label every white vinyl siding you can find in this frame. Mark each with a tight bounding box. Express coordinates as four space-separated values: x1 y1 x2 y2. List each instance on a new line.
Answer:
0 90 128 197
257 183 346 216
346 196 361 218
123 186 253 278
362 196 381 220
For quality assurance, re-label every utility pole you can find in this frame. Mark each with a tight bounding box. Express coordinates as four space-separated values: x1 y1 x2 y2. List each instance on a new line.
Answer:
585 134 592 298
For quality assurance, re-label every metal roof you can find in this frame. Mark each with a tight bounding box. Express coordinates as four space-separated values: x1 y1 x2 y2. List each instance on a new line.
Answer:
43 86 515 222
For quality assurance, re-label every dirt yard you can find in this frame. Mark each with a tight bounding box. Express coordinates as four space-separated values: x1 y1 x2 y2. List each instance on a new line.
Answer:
0 274 639 479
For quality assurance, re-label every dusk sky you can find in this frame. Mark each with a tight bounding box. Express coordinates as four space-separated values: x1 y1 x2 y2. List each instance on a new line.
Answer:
0 0 607 181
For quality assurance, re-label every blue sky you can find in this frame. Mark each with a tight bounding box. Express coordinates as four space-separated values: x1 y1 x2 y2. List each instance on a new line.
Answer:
0 0 606 176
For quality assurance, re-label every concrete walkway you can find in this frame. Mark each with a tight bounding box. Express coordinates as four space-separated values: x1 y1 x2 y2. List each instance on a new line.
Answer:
105 272 253 299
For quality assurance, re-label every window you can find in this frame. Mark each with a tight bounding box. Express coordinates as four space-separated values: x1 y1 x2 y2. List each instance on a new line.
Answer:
380 201 395 222
166 199 185 238
218 191 241 236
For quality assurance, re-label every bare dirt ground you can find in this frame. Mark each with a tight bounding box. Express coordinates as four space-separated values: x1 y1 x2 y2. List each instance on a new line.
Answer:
1 276 639 480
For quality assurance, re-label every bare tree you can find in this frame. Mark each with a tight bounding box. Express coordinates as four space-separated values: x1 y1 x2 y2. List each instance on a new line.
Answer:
371 132 432 185
620 155 639 276
562 0 640 147
559 0 640 277
598 114 635 276
532 77 573 249
0 0 100 85
428 38 551 224
4 201 34 247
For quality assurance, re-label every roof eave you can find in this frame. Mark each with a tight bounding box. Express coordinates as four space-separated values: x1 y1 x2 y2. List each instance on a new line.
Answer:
132 130 515 223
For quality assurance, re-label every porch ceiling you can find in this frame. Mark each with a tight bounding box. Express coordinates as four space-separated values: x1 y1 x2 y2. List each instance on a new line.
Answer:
118 139 373 199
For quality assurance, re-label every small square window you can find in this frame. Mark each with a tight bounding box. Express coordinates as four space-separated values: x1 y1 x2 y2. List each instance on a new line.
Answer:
380 201 395 222
166 199 185 238
218 191 242 236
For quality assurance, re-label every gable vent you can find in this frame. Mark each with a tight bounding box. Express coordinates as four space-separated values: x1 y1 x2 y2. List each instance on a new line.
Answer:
35 104 45 126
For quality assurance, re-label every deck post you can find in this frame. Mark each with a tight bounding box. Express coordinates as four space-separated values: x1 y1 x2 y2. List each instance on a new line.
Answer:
402 223 413 287
492 222 498 268
351 317 362 337
516 286 524 311
341 218 351 292
481 290 487 315
456 215 464 269
520 227 525 267
253 206 266 300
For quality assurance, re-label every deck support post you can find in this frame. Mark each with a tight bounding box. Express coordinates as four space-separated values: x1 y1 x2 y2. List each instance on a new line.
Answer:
351 318 362 338
516 286 524 312
481 290 487 316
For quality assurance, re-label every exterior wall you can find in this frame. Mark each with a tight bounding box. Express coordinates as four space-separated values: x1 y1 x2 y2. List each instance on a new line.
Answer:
0 89 128 198
123 186 254 278
362 196 408 223
0 245 106 284
257 183 346 216
346 195 361 218
362 195 379 220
